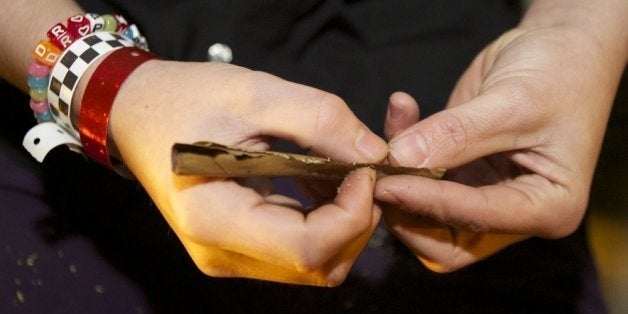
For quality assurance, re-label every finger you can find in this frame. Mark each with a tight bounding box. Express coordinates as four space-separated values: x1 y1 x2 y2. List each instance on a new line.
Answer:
387 91 537 169
317 203 382 286
172 167 378 273
384 91 420 140
184 200 379 287
375 174 581 238
382 207 527 272
181 242 331 286
297 167 378 270
252 76 388 163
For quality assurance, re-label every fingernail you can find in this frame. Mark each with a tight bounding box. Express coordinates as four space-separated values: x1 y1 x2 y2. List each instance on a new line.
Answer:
387 101 404 122
389 133 428 167
355 127 387 162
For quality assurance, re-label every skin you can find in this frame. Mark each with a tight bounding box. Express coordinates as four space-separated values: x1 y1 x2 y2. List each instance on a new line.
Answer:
1 0 389 286
109 61 388 285
376 0 628 272
1 0 626 285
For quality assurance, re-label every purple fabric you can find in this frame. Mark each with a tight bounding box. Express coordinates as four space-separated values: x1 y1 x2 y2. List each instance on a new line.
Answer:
0 143 150 314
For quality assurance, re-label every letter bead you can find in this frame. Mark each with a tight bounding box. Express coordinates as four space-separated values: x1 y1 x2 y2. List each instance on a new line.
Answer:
47 23 75 50
32 40 61 66
67 14 92 38
85 13 105 32
114 14 129 32
24 12 151 171
123 24 149 50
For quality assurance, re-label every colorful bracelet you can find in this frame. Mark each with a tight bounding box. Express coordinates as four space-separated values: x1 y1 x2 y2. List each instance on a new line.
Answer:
23 13 150 173
28 13 111 126
27 61 53 123
27 13 148 132
48 32 135 137
79 47 156 172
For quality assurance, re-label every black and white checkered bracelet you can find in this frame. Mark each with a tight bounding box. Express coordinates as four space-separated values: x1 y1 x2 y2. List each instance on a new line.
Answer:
24 13 150 166
48 32 135 137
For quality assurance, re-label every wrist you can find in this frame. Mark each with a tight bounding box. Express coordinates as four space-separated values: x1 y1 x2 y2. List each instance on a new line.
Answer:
79 47 157 174
520 0 628 61
22 12 154 177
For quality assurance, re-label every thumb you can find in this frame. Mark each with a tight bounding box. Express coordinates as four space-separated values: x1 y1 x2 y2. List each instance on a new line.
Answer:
257 80 388 163
388 92 527 169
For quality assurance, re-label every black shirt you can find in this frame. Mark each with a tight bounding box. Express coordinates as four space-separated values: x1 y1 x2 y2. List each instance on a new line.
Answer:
0 1 606 313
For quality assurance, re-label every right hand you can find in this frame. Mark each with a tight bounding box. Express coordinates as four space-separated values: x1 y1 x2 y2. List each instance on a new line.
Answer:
105 60 388 286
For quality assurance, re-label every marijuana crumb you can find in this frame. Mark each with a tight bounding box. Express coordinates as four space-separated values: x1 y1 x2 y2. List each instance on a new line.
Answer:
26 253 38 267
16 290 25 304
94 285 105 294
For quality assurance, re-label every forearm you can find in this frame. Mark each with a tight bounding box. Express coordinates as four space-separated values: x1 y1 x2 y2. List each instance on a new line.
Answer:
0 0 84 92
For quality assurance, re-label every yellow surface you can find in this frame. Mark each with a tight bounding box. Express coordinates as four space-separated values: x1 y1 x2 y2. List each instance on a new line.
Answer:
588 71 627 314
589 212 628 314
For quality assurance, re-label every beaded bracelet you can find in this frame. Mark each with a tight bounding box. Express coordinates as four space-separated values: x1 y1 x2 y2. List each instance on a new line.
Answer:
79 47 156 172
23 13 150 171
28 13 148 129
28 13 112 125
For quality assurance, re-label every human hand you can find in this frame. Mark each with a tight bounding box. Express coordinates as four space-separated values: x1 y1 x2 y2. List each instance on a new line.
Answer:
105 60 388 286
376 20 627 272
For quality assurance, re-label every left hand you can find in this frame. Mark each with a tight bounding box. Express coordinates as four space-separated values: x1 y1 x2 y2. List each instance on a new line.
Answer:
107 60 388 286
375 22 627 272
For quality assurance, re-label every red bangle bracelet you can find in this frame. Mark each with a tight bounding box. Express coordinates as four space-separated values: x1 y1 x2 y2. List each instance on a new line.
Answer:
79 47 156 172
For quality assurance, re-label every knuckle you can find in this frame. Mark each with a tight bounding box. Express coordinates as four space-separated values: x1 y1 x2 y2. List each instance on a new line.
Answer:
315 91 345 111
172 212 207 243
324 270 349 287
311 92 349 132
547 224 578 239
528 184 587 239
303 271 348 287
196 262 231 278
415 242 476 273
488 79 545 127
289 244 322 273
431 113 473 156
304 257 352 287
168 192 218 244
418 254 468 273
462 220 490 234
186 250 235 278
541 200 586 239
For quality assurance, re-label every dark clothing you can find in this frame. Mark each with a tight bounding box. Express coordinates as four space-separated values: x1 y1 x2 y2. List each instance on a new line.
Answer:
1 1 607 313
